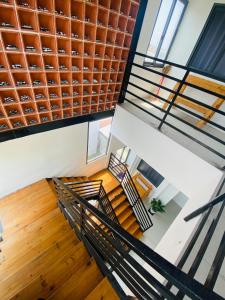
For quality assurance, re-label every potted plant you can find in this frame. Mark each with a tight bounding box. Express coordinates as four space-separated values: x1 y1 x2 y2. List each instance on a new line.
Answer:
149 198 165 215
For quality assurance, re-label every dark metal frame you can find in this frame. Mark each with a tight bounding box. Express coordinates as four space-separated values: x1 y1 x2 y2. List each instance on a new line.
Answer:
108 153 153 231
118 0 148 103
119 51 225 163
53 177 224 300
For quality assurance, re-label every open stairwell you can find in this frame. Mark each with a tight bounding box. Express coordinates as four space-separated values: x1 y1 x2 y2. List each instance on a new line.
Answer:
57 169 143 240
0 180 119 300
106 185 143 239
90 169 143 239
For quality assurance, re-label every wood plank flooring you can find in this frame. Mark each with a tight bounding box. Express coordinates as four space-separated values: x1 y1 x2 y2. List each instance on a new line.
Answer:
0 179 119 300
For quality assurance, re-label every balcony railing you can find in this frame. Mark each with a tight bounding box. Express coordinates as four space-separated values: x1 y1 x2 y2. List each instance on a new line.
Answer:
119 51 225 168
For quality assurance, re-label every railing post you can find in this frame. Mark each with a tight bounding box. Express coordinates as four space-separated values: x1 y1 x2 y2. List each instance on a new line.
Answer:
118 0 148 103
80 204 85 234
158 70 189 130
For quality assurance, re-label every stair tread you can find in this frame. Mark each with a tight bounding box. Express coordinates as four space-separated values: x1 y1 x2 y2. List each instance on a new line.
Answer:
17 242 88 300
108 186 123 200
0 208 73 282
118 207 133 223
89 170 119 193
115 201 130 216
133 228 143 240
0 179 57 239
127 221 140 235
0 231 81 300
48 257 103 300
111 194 127 209
121 214 137 230
85 277 119 300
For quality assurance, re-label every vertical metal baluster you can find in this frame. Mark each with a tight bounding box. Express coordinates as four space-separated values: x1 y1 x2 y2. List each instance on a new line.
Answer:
158 70 189 130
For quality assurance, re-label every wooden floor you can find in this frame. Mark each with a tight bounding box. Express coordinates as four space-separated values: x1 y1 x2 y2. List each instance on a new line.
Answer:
89 169 119 193
0 180 119 300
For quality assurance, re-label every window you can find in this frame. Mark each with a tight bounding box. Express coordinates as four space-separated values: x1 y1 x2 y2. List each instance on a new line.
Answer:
116 146 130 163
145 0 188 67
137 160 164 187
188 4 225 81
87 117 112 162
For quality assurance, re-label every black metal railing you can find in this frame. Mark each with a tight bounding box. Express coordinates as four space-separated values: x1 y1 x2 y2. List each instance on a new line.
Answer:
62 179 118 225
184 191 225 221
165 178 225 298
65 179 102 199
108 153 152 231
120 51 225 167
53 177 224 300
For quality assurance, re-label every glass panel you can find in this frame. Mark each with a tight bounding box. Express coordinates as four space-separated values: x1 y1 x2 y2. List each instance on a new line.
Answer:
121 146 129 163
158 0 185 59
116 146 130 163
145 0 187 64
116 147 124 160
146 0 174 59
87 117 112 162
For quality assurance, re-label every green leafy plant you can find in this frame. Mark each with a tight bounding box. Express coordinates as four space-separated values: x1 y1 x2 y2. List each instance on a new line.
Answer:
150 198 165 214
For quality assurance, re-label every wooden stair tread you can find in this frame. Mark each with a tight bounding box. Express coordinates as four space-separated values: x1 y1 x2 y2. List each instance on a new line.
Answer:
117 207 133 223
133 229 143 240
127 221 140 235
48 257 103 300
0 179 57 239
60 177 66 182
0 232 80 300
11 242 88 300
115 201 130 216
121 214 137 230
111 193 127 209
85 277 119 300
107 186 123 200
48 179 57 196
0 208 73 282
89 170 119 194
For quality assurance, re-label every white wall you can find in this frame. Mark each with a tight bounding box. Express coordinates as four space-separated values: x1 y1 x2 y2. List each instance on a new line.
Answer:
153 182 179 205
0 122 121 198
111 105 223 265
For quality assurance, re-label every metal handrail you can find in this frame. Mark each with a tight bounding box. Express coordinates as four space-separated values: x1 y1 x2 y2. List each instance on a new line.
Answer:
134 51 225 86
108 153 141 206
108 153 153 231
53 177 223 300
55 178 118 224
184 192 225 221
